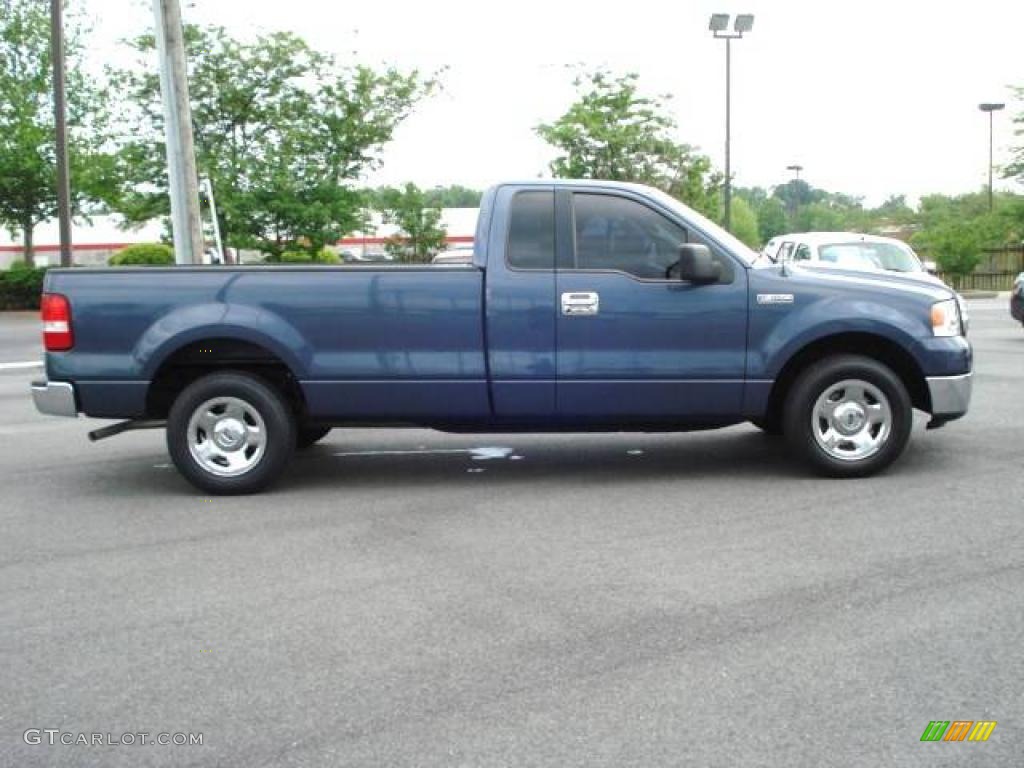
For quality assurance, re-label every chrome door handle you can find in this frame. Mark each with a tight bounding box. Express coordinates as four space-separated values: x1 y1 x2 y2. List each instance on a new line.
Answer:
561 291 599 316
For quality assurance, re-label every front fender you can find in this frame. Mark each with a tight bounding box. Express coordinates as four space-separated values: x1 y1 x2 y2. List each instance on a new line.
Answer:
750 294 930 380
136 302 313 379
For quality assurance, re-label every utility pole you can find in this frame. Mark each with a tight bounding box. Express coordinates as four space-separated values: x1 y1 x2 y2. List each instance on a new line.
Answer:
50 0 72 267
153 0 203 265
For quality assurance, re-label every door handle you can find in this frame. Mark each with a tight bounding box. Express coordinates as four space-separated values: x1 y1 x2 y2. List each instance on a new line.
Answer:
561 291 599 316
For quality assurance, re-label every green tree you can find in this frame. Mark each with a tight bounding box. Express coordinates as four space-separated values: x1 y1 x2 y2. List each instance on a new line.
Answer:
377 183 447 263
111 26 434 258
773 179 820 213
870 194 915 227
729 196 760 248
422 185 482 208
536 70 721 218
757 197 788 242
912 190 1020 276
0 0 114 267
1006 85 1024 184
912 219 982 276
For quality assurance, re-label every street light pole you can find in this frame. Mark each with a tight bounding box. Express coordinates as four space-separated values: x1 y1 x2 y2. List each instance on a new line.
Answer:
785 164 803 220
50 0 72 268
709 13 754 232
978 103 1004 212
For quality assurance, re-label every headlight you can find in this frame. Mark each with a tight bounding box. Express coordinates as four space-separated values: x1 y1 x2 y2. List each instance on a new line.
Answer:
931 298 962 337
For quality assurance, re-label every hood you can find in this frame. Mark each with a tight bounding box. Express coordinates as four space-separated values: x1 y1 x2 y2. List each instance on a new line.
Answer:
768 263 955 302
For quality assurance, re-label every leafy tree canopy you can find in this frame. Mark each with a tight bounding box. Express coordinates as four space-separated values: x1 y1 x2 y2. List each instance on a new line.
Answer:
0 0 114 266
376 183 447 263
536 70 721 219
109 25 435 258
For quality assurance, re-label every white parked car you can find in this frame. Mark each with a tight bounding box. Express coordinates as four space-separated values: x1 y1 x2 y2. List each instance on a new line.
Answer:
761 232 937 275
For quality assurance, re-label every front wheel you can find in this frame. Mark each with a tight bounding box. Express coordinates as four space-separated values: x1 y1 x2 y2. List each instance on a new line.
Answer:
167 372 296 494
783 355 913 478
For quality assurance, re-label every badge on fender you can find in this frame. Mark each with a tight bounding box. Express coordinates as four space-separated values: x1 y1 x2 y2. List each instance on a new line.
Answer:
757 293 794 305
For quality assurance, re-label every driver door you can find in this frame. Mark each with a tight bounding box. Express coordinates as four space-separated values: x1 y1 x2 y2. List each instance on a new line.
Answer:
555 190 748 421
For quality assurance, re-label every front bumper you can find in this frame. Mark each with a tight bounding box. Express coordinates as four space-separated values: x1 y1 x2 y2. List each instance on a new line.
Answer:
31 380 78 418
926 372 972 420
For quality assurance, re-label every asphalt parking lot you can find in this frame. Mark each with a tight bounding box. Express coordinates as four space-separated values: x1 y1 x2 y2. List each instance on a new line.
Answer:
0 298 1021 767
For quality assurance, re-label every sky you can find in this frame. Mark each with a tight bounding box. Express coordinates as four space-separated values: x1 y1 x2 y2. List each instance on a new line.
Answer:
83 0 1024 207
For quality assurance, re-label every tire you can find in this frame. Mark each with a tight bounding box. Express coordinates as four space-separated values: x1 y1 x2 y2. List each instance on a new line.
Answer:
783 355 913 478
296 425 331 450
166 372 296 494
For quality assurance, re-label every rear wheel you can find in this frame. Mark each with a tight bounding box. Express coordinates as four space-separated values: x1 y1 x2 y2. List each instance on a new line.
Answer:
167 372 296 494
783 355 912 477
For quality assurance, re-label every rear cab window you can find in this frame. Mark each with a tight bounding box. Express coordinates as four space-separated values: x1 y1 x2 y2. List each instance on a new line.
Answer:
506 191 555 270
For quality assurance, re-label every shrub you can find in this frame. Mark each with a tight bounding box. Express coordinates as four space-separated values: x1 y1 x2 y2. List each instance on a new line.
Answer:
8 259 33 272
314 248 341 264
0 267 47 310
109 243 175 266
278 248 341 264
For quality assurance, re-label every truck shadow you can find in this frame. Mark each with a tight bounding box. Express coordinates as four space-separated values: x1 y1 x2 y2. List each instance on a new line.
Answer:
281 427 810 492
80 423 956 498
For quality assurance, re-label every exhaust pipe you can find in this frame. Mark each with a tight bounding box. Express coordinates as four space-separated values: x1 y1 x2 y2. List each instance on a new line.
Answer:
88 419 165 442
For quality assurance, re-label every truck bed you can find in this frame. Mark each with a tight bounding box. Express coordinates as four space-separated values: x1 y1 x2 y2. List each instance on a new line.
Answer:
44 265 491 421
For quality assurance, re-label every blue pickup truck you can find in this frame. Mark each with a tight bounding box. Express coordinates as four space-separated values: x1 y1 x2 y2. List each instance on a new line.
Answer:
32 181 972 493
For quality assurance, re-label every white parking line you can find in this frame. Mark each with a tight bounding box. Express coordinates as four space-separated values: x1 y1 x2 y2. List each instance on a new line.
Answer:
0 361 42 371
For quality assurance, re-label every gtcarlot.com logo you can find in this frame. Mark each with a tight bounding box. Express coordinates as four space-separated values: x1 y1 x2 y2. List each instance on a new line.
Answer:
24 729 203 747
921 721 997 742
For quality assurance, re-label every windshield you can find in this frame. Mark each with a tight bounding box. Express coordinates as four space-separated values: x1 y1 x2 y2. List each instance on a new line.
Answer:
645 188 759 265
818 242 922 273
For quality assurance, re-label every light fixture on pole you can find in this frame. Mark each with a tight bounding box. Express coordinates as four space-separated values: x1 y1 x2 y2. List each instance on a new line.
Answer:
786 164 803 182
978 102 1004 212
709 13 754 232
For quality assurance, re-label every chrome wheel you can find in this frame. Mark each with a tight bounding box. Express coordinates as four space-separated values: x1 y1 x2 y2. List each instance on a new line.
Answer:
187 396 266 477
811 379 892 462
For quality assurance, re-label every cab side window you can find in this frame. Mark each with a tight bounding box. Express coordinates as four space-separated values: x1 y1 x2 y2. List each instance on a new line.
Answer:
571 193 732 282
572 194 682 279
794 244 812 261
506 191 555 270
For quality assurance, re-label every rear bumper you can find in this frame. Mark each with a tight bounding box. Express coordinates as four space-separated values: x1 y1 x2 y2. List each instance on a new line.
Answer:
31 380 78 418
926 372 972 420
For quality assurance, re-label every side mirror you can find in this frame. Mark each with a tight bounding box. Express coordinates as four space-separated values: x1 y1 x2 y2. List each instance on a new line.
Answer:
677 244 719 284
923 260 938 275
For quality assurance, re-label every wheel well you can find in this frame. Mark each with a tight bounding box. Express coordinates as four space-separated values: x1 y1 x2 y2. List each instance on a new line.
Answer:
145 338 306 419
766 333 931 419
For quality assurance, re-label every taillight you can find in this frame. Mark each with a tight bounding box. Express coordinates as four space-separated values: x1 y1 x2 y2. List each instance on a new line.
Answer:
41 293 73 351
